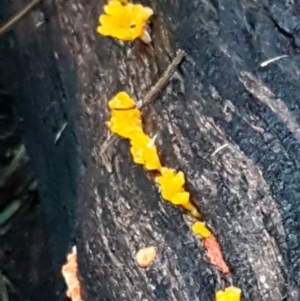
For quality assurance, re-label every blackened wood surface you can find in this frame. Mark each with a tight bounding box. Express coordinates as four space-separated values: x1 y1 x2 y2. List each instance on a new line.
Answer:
1 0 300 300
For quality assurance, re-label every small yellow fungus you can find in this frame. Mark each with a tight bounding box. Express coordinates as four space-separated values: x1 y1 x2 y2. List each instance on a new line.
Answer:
97 0 153 42
155 168 185 199
108 91 136 110
130 132 162 170
215 286 241 301
108 110 143 139
171 191 190 205
107 92 143 139
107 92 161 170
192 221 211 238
155 168 191 205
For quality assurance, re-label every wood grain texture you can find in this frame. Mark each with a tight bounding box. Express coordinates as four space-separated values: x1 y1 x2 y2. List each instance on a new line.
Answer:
1 0 300 300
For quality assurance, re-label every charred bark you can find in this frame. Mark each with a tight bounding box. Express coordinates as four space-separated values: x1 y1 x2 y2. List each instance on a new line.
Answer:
1 0 300 300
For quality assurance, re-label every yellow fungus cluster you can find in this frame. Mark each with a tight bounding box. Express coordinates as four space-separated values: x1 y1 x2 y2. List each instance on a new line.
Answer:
108 92 143 139
108 92 161 171
215 286 241 301
107 92 200 215
106 91 242 299
95 0 245 298
130 132 162 170
97 0 153 42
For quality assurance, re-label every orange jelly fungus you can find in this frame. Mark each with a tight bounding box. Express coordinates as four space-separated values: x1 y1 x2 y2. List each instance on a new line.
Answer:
61 247 82 301
108 92 143 139
155 167 200 217
204 236 230 275
155 168 189 203
130 132 162 170
97 0 153 42
108 92 161 171
108 90 137 110
192 221 211 238
215 286 241 301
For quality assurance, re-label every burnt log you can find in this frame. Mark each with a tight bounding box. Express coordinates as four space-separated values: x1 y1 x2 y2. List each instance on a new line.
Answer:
1 0 300 300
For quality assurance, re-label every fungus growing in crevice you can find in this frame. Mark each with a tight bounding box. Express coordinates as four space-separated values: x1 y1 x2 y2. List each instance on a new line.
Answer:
106 90 240 296
130 131 162 171
192 221 211 238
107 91 143 139
155 168 195 211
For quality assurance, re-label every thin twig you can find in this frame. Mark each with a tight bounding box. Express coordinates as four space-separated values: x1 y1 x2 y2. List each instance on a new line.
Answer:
140 49 185 108
100 49 185 171
0 0 42 36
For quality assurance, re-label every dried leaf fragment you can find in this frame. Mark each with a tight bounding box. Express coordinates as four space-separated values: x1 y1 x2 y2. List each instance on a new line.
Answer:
204 236 230 275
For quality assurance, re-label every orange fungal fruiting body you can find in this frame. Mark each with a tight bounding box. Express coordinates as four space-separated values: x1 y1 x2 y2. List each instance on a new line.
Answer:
97 0 153 42
106 91 236 289
61 247 82 301
155 168 188 202
107 92 162 171
215 286 241 301
130 131 162 170
155 167 194 209
154 168 200 216
107 92 199 217
108 91 143 139
192 221 211 238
